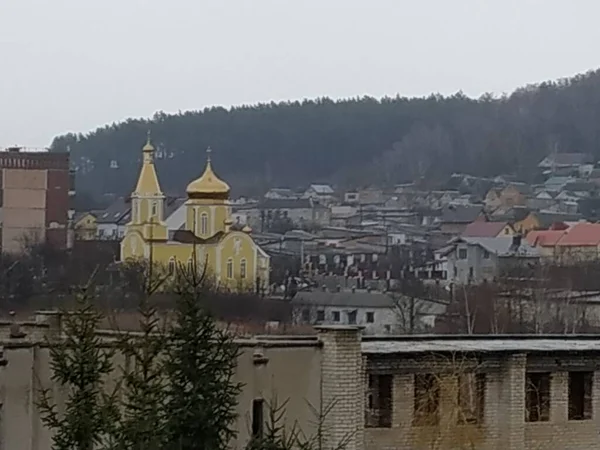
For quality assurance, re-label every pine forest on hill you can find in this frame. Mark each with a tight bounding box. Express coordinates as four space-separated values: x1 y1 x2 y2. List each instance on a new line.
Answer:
51 69 600 202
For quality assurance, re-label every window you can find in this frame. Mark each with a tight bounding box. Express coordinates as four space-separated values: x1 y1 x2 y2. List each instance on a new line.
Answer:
316 310 325 322
332 311 340 322
365 374 392 428
458 248 467 259
568 371 593 420
348 310 357 325
226 258 233 279
301 308 310 322
201 212 208 235
240 258 247 279
151 201 157 218
187 258 194 272
483 250 490 259
252 399 264 438
526 373 551 422
366 312 375 323
458 373 486 424
414 374 440 425
469 267 474 279
168 257 176 275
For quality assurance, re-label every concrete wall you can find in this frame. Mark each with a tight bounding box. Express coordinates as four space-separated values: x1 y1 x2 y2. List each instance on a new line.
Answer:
0 316 327 450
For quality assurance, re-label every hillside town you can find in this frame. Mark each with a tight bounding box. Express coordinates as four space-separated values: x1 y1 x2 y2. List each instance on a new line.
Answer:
7 1 600 447
3 141 600 448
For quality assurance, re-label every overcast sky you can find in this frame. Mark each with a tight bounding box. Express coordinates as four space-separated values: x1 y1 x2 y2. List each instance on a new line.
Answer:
2 0 600 147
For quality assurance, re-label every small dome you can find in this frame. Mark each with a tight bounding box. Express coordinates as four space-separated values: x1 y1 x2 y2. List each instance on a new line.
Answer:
186 150 230 199
242 224 252 233
142 132 155 152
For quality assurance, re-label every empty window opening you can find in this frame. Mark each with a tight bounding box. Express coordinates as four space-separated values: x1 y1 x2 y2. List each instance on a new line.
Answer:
569 371 593 421
365 374 392 428
525 372 550 422
414 374 440 426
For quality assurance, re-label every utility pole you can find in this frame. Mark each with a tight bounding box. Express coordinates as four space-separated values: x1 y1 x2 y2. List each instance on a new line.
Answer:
300 238 305 276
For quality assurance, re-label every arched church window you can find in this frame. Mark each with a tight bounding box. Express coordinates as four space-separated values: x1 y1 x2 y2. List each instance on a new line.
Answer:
226 258 234 279
240 258 247 279
168 257 176 275
151 201 157 218
201 213 208 235
187 257 194 272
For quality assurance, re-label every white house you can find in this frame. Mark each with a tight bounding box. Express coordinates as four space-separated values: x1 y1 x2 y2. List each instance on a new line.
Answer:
290 289 445 334
302 184 336 203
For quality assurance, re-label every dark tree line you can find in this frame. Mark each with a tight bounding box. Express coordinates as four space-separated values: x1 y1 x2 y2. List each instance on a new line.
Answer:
52 69 600 201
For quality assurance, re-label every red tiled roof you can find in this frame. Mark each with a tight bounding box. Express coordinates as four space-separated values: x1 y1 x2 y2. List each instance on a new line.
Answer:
526 230 566 247
555 222 600 247
462 221 509 238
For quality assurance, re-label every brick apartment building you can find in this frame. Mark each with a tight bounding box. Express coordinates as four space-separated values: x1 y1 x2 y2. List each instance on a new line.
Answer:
0 147 74 253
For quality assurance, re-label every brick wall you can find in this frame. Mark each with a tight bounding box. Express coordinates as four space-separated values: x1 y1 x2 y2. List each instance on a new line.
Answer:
0 151 70 251
364 350 600 450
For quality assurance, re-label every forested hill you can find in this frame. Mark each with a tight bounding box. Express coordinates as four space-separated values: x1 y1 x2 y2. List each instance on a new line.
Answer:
52 69 600 202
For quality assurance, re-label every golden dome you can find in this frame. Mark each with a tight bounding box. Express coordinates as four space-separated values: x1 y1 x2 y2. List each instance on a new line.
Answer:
186 148 230 199
242 224 252 233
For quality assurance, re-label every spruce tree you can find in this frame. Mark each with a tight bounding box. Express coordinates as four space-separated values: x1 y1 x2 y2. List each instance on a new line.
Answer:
163 263 242 450
37 288 119 450
114 260 168 450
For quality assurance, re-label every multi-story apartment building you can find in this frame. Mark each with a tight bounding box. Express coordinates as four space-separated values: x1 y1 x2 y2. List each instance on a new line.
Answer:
0 147 73 253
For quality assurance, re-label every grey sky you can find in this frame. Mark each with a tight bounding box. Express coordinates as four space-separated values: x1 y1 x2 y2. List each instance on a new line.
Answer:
2 0 600 147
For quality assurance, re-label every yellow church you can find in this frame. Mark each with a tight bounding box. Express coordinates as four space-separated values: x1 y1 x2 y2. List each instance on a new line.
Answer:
120 136 270 292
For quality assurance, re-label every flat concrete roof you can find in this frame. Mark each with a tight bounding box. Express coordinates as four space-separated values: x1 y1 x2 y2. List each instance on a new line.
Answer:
362 335 600 354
